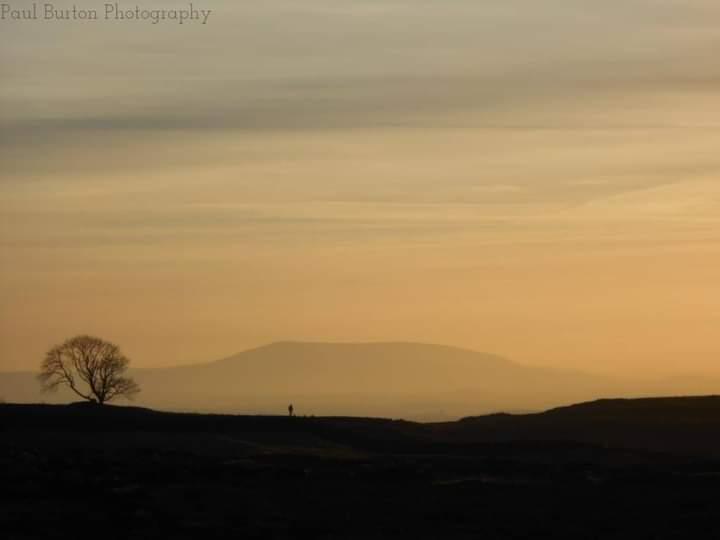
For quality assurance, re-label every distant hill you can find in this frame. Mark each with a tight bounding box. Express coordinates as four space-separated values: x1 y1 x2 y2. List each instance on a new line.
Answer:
2 341 719 419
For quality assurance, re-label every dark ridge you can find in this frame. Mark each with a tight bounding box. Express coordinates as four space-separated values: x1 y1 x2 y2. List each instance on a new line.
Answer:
5 399 720 538
4 395 720 458
445 395 720 458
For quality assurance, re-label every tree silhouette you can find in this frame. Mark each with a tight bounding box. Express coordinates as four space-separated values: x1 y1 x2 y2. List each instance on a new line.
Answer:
38 335 140 405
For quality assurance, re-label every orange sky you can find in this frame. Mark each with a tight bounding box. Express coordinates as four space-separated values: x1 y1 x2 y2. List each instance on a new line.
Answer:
2 1 720 377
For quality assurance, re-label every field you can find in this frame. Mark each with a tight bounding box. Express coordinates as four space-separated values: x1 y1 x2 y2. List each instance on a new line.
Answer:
3 400 720 539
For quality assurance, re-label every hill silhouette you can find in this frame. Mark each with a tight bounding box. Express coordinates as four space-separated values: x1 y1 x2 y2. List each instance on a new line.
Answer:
440 395 720 457
4 395 720 457
3 341 720 419
0 341 619 418
4 397 720 538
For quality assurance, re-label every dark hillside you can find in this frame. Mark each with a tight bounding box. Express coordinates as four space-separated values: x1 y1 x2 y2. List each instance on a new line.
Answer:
4 400 720 539
441 395 720 457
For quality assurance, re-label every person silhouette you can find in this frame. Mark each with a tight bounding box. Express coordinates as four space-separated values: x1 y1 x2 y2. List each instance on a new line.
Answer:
288 403 294 417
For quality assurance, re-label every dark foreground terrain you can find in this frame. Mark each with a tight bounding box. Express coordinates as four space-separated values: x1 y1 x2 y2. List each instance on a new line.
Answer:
3 397 720 539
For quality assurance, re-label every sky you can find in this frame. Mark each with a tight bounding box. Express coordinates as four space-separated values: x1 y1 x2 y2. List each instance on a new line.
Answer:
2 0 720 376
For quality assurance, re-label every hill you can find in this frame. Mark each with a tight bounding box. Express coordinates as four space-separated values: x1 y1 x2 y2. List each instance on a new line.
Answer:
4 398 720 539
0 341 624 419
4 341 720 419
4 395 720 457
436 395 720 457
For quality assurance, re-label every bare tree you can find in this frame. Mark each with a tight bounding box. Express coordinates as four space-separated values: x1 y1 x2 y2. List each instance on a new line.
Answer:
38 335 140 405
